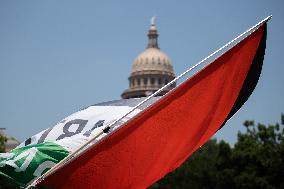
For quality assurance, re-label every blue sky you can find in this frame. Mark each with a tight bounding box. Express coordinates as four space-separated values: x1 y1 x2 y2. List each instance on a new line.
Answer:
0 0 283 144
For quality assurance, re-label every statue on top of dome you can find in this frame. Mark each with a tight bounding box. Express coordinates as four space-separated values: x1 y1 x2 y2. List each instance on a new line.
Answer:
151 16 156 26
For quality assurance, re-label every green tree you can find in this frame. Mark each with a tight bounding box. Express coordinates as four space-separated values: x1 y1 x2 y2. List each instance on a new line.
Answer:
231 114 284 189
0 132 7 152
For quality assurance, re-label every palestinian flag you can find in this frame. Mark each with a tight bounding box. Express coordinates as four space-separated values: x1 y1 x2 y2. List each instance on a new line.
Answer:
0 20 268 189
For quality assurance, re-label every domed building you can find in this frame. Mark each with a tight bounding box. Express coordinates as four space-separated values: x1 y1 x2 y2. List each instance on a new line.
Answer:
121 18 176 99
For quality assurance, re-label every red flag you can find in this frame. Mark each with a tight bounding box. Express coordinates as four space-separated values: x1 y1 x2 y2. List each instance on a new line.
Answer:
38 24 267 188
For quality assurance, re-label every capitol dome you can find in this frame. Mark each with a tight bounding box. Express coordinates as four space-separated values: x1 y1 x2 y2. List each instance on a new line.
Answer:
132 48 174 76
121 18 176 99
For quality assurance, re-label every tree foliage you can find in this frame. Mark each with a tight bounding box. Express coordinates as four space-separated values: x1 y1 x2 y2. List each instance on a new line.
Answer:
150 114 284 189
0 132 7 153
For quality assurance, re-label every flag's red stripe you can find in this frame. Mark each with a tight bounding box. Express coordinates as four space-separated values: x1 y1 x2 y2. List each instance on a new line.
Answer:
39 25 265 189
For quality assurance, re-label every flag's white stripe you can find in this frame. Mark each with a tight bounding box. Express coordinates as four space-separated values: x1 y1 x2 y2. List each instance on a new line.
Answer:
19 106 142 151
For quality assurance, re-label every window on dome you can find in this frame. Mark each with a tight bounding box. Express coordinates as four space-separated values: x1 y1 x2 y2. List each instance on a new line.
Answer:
151 78 155 85
158 78 162 85
132 80 135 87
143 78 147 85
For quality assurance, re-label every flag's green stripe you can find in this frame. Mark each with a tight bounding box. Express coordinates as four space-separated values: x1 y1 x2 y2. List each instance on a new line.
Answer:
0 142 69 188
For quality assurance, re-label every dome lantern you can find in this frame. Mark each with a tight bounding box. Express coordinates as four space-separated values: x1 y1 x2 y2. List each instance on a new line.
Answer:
147 17 159 49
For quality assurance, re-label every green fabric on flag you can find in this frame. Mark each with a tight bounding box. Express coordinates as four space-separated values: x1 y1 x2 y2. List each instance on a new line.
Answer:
0 142 69 188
